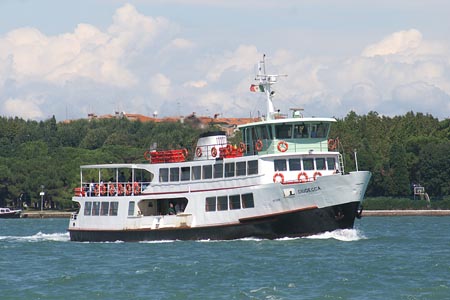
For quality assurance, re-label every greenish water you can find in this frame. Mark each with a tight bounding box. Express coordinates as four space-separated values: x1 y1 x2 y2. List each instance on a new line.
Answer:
1 217 449 299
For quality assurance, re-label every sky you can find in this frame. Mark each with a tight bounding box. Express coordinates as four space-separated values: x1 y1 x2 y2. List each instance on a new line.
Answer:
0 0 449 121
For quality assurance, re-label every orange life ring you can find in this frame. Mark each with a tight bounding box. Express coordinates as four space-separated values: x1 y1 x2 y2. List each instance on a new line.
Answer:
126 184 132 196
313 172 322 180
144 150 152 161
182 148 188 159
109 184 116 196
100 184 106 196
133 182 141 195
298 172 308 183
226 144 233 154
239 142 246 153
118 183 124 196
328 139 336 151
273 173 284 183
195 147 202 157
94 184 99 196
211 147 217 157
277 140 288 152
255 140 263 151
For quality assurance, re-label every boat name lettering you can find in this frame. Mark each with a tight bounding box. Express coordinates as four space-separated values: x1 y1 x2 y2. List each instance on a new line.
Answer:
297 186 321 194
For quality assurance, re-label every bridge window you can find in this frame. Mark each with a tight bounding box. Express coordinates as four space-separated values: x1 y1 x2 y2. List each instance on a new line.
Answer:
274 159 287 171
275 124 292 139
294 124 308 138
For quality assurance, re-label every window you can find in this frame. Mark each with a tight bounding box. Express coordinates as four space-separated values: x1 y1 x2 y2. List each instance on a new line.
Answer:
303 158 314 170
327 157 336 170
181 167 190 181
192 166 201 180
236 161 246 176
225 163 235 178
214 164 223 178
92 201 100 216
205 197 216 212
203 165 212 179
275 124 292 139
84 201 92 216
217 196 228 211
316 123 329 138
316 158 326 170
229 195 241 210
274 159 287 171
294 124 308 138
109 202 118 216
160 168 169 182
128 201 135 216
170 168 179 182
100 202 109 216
248 160 258 175
289 158 301 171
242 193 255 208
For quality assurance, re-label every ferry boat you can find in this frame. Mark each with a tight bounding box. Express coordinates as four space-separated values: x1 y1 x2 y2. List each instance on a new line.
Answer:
68 56 371 242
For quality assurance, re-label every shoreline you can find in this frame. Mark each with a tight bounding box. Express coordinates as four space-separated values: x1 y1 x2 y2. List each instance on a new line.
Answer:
18 209 450 218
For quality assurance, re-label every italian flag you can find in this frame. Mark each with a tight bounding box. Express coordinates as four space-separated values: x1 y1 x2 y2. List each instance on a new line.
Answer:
250 84 265 92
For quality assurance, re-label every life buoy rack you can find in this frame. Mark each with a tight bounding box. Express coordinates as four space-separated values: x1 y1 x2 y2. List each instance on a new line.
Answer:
328 139 337 151
255 139 263 151
239 142 246 153
277 140 288 152
195 147 202 157
211 147 217 157
313 171 322 180
297 172 308 183
273 173 284 183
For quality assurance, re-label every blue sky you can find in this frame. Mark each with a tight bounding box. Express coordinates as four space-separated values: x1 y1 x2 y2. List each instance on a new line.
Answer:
0 0 449 121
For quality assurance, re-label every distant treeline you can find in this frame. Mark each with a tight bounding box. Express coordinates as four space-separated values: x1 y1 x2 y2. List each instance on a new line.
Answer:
0 111 449 208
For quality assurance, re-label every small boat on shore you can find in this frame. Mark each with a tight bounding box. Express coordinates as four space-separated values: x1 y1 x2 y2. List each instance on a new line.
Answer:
68 55 371 242
0 208 22 218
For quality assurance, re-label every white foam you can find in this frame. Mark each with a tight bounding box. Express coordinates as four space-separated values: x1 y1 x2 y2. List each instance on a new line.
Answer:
305 229 366 241
0 232 70 242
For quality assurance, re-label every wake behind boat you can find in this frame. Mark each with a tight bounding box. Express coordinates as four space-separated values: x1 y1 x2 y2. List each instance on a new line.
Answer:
68 56 371 242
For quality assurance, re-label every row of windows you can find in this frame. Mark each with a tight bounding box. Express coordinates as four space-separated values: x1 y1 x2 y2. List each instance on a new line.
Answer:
274 157 336 172
243 123 330 143
205 193 255 212
84 201 119 216
160 160 258 182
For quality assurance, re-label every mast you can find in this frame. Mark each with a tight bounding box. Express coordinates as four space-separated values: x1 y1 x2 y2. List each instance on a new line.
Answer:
253 55 286 120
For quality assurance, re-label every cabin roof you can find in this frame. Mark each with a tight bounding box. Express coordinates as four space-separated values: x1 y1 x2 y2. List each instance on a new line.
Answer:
238 117 336 129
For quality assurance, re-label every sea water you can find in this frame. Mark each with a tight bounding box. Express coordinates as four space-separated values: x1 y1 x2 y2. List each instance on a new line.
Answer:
1 216 449 299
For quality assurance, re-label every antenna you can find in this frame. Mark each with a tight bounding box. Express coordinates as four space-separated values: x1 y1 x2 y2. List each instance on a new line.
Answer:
252 54 287 120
